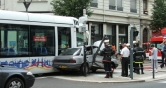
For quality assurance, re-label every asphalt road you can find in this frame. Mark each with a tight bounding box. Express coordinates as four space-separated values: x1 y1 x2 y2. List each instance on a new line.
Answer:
32 77 166 88
32 59 164 88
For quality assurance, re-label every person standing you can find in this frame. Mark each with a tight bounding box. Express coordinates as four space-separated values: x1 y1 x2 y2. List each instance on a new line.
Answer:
160 41 166 68
133 42 146 74
100 40 115 78
151 44 158 72
112 43 116 51
120 43 130 77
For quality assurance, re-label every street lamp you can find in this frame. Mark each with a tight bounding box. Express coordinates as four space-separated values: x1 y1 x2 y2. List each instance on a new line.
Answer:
23 0 32 12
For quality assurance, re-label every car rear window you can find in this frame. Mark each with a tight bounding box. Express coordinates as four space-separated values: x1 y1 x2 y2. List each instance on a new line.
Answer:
60 48 82 55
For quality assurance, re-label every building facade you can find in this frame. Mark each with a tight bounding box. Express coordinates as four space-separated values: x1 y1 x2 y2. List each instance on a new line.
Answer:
0 0 154 51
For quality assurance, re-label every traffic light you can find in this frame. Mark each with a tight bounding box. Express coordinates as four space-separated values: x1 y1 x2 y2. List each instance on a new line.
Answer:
133 30 139 37
91 26 95 39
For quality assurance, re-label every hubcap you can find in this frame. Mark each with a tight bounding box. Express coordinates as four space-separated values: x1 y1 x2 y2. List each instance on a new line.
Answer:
9 80 21 88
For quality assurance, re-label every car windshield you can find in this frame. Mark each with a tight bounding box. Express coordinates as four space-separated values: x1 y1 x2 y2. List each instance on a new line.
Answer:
60 48 81 55
150 42 162 49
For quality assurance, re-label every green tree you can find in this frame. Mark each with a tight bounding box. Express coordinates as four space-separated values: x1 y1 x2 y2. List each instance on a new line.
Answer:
150 0 166 32
50 0 93 18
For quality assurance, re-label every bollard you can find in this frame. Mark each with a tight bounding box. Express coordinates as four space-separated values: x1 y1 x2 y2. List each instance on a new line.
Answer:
152 59 155 79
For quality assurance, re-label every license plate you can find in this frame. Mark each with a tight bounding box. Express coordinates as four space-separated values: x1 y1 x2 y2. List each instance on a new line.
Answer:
59 65 67 68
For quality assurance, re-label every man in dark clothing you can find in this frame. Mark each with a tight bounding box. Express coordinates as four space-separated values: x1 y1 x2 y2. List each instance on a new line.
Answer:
100 40 115 78
160 41 166 68
133 42 146 74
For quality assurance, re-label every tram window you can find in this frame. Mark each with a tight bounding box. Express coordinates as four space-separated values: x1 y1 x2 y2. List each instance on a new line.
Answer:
0 24 29 57
30 26 55 56
57 27 71 55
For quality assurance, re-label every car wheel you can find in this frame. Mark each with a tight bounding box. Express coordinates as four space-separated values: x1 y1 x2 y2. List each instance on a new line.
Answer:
5 77 24 88
80 63 89 75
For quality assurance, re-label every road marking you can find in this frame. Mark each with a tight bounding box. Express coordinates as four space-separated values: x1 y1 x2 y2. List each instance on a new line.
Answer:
35 77 47 79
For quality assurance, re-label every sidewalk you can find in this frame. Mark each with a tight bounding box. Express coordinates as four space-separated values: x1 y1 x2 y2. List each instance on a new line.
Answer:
53 67 166 83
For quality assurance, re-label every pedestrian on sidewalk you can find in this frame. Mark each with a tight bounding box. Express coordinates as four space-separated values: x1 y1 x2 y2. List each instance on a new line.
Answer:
151 44 158 73
126 43 131 70
100 39 115 78
120 43 130 77
160 41 166 68
133 42 146 74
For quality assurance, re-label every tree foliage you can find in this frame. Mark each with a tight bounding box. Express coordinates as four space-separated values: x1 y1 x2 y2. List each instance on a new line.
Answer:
150 0 166 32
50 0 93 18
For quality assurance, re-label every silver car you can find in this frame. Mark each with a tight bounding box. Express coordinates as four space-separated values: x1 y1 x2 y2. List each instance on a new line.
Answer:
52 45 118 74
53 46 95 74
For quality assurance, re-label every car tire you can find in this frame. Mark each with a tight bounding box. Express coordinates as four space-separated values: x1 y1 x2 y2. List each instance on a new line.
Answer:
5 77 25 88
80 63 89 75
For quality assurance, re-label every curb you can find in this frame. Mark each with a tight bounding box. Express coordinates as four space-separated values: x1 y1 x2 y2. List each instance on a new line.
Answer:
145 75 166 82
52 76 145 83
137 74 166 82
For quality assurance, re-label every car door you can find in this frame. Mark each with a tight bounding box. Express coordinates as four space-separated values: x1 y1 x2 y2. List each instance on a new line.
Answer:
92 47 104 69
86 46 93 64
0 67 2 87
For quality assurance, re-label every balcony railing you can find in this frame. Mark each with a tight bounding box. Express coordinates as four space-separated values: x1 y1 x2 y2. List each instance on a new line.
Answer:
117 6 123 11
90 3 98 7
130 8 137 13
109 5 116 10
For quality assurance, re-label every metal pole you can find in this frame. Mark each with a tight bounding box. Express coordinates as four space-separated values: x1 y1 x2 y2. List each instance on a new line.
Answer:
152 59 155 79
26 8 28 12
83 9 87 77
130 27 134 79
83 42 87 76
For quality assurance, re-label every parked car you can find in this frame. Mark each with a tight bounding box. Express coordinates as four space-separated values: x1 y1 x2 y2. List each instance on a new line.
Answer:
0 65 35 88
52 45 118 74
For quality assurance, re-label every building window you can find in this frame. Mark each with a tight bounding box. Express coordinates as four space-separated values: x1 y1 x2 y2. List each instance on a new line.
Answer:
130 0 137 13
118 25 128 44
109 0 116 10
143 0 148 14
143 28 148 43
91 0 98 7
30 26 55 56
117 0 123 11
109 0 123 11
119 26 126 34
91 24 103 43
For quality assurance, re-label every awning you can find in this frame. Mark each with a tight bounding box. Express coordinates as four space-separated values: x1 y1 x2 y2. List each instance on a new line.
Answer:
150 37 163 42
161 28 166 34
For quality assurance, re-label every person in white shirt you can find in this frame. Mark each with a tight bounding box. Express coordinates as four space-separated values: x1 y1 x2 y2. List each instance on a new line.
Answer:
151 44 158 72
120 43 130 77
